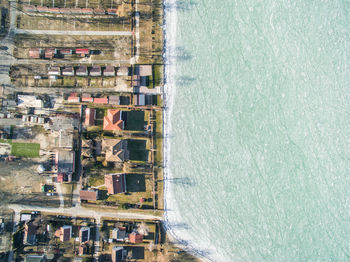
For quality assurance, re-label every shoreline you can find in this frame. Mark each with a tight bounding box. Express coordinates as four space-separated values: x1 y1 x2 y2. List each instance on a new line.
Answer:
161 1 213 261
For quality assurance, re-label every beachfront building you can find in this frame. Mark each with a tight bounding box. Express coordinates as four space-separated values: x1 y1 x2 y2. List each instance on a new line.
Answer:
103 109 124 131
105 173 127 194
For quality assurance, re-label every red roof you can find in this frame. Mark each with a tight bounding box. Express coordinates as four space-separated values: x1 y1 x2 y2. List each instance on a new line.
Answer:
36 6 49 12
57 173 65 183
107 8 118 15
79 190 97 201
82 97 94 102
60 8 71 13
29 48 41 58
93 8 105 14
48 7 60 13
23 5 37 12
129 232 143 244
85 108 95 126
81 8 93 14
103 109 123 131
68 96 80 103
93 97 108 104
76 48 89 54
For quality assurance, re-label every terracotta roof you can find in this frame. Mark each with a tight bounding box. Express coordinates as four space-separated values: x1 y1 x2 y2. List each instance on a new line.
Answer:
82 97 93 102
103 109 123 131
76 48 89 54
129 231 143 243
107 8 118 15
29 48 41 58
36 6 49 12
60 49 72 55
102 139 128 162
81 8 93 14
79 190 97 201
93 97 108 104
93 8 105 14
60 8 71 14
48 7 60 13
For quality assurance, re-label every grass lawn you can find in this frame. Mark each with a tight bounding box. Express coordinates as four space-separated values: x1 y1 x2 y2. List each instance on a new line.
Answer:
128 139 148 162
124 111 146 131
153 65 162 86
88 173 105 187
10 142 40 158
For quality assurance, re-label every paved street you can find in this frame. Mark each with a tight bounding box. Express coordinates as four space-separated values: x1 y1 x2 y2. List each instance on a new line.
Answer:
14 29 133 36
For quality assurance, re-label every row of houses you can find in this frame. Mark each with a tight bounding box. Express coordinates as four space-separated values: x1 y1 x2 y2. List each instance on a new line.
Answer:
67 93 120 105
22 114 45 124
23 5 120 16
48 65 121 77
29 48 91 59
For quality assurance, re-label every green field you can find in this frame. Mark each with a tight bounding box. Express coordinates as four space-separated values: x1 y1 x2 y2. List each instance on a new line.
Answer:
11 142 40 157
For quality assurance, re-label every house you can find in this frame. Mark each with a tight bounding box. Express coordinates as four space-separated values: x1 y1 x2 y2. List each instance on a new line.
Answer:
57 173 67 183
79 243 89 255
79 227 90 242
70 8 82 14
105 173 127 194
67 93 80 103
81 8 93 14
112 246 125 262
112 227 127 241
90 65 101 76
129 231 143 244
24 255 46 262
136 65 152 76
84 108 95 126
133 94 145 106
23 5 37 12
79 190 98 201
132 75 140 87
55 150 75 182
93 8 105 15
36 6 49 13
76 65 88 76
17 95 43 108
62 66 74 76
29 48 41 58
103 65 115 76
107 8 118 15
93 97 108 104
60 8 71 14
82 94 93 102
108 95 120 105
76 48 89 56
60 49 72 56
24 221 37 245
48 66 61 76
44 48 57 59
48 7 60 13
102 139 128 163
59 225 72 242
103 109 124 131
117 66 129 76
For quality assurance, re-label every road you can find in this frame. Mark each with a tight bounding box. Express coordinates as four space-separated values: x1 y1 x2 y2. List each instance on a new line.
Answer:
14 29 133 36
8 204 162 221
15 86 133 94
16 58 131 65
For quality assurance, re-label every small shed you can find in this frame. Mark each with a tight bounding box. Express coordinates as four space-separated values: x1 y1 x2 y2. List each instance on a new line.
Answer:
103 65 115 76
62 66 74 76
76 66 88 76
90 65 102 76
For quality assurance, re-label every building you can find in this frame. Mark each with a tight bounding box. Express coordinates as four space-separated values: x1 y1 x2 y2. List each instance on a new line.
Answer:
62 66 74 76
44 48 57 59
93 97 108 104
84 108 95 126
107 8 118 15
129 231 143 244
48 66 61 76
108 95 120 105
79 243 89 255
117 66 129 76
102 139 128 163
112 246 125 262
23 5 37 12
76 48 89 56
67 93 80 103
93 8 105 15
132 75 140 87
55 150 75 182
59 225 72 242
105 174 127 194
60 8 71 14
76 65 88 76
36 6 49 13
133 94 146 106
103 65 115 76
82 94 94 103
24 221 37 245
48 7 60 13
29 48 41 58
136 65 152 76
79 190 98 201
112 227 126 241
79 227 90 242
81 8 93 14
103 109 124 131
70 8 82 14
90 65 101 76
17 95 43 108
24 255 46 262
60 49 72 56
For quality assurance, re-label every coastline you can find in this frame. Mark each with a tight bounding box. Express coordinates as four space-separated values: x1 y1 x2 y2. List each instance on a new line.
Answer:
161 1 212 261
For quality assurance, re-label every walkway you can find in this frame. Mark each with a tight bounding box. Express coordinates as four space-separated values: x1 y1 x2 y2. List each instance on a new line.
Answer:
14 29 133 36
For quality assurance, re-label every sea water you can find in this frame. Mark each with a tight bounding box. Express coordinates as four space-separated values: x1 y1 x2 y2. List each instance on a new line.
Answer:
164 0 350 261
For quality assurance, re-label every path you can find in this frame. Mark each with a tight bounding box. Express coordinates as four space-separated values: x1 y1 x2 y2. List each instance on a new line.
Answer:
8 203 163 221
14 29 133 36
55 183 64 208
16 59 131 65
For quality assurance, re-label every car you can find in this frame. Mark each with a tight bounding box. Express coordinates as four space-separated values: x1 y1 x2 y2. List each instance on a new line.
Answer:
31 211 40 215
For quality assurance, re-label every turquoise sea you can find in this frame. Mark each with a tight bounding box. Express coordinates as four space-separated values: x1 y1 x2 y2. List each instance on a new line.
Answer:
164 0 350 261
